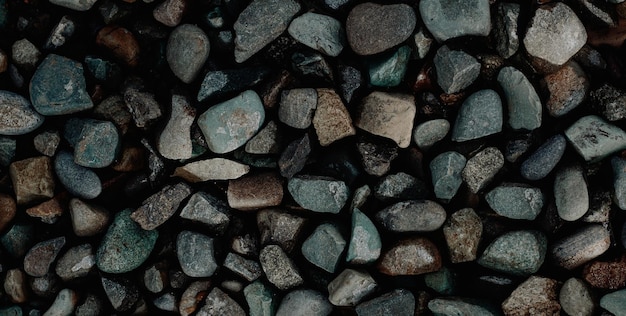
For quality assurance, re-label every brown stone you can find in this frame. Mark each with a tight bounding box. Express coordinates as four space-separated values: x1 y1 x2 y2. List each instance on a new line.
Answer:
542 61 589 117
0 193 16 232
23 237 66 277
153 0 186 27
9 156 55 205
69 198 110 237
26 196 64 224
3 269 28 303
112 145 145 172
583 255 626 289
96 25 140 67
412 63 434 92
587 18 626 47
551 224 611 270
355 91 416 148
377 237 441 276
502 276 561 316
227 173 284 211
443 208 482 263
313 88 356 146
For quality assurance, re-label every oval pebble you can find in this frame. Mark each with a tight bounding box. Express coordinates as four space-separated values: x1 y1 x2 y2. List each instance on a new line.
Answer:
54 151 102 200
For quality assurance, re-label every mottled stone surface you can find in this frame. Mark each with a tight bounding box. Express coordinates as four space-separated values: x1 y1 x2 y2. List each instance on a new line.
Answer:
157 94 195 160
462 147 504 193
434 46 480 94
0 90 44 135
520 134 566 180
543 61 589 117
23 237 65 277
420 0 491 42
257 208 306 253
501 276 561 316
554 164 589 221
376 200 446 232
478 230 547 276
276 289 332 316
288 13 345 57
328 269 377 306
347 208 381 264
131 182 192 230
179 192 230 234
176 231 217 278
559 278 594 316
355 91 416 148
583 255 626 289
430 151 466 200
54 151 102 199
377 237 441 276
259 245 303 290
10 156 55 205
227 173 283 211
173 158 249 182
287 175 349 214
313 88 355 146
497 67 542 130
565 115 626 162
452 90 503 142
486 183 544 220
551 224 611 270
443 208 482 263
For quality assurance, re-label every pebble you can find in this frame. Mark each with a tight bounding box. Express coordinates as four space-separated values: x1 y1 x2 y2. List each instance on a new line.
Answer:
288 13 345 57
96 26 140 67
377 237 442 276
543 61 589 117
583 255 626 289
413 119 450 151
355 289 415 316
245 121 282 154
54 244 95 281
501 276 561 316
328 269 377 306
143 262 167 293
443 208 482 263
12 39 40 70
176 230 217 278
494 2 520 58
287 175 349 214
1 224 34 258
259 245 303 290
197 90 265 154
559 278 594 316
84 56 121 83
233 0 301 63
346 208 381 265
0 194 16 232
566 115 626 162
96 209 158 273
157 94 195 160
201 68 271 101
50 0 96 10
478 230 547 276
224 252 262 281
433 46 480 94
9 156 55 205
64 118 120 168
462 147 504 193
356 91 416 148
0 136 15 166
313 88 355 146
24 237 65 277
554 163 589 221
173 158 249 182
179 281 210 316
122 84 162 129
257 208 306 253
278 88 317 129
0 90 44 135
301 223 346 273
374 172 428 201
0 306 22 316
420 0 491 42
346 3 416 55
43 288 77 316
227 172 283 211
199 288 245 316
33 130 60 157
485 183 544 220
54 151 102 199
29 54 93 116
356 136 398 176
93 95 132 134
277 132 309 176
338 64 363 104
523 2 587 66
75 294 104 316
244 281 277 316
451 90 503 142
69 199 109 236
179 192 230 234
3 269 28 303
613 157 626 210
275 289 332 316
551 224 611 269
376 200 446 232
600 289 626 316
153 293 178 312
430 151 466 200
367 46 411 87
520 134 566 180
100 275 139 312
153 0 186 27
497 67 542 130
425 267 455 294
131 182 191 230
31 273 60 298
428 297 499 316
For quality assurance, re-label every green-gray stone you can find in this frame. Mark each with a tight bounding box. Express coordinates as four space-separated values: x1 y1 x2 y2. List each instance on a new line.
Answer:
197 90 265 154
419 0 491 42
244 281 277 316
64 118 120 168
565 115 626 162
0 306 21 316
433 46 481 94
54 151 102 200
96 209 158 274
452 89 503 142
497 67 542 130
428 297 500 316
287 175 349 214
288 12 345 57
84 56 121 82
347 208 381 264
176 230 217 278
600 289 626 316
485 183 544 220
301 223 346 273
612 156 626 210
0 224 34 258
355 289 415 316
413 119 450 150
29 54 93 116
375 200 447 232
478 230 547 276
424 267 456 295
368 46 412 87
554 163 589 221
430 151 466 200
0 137 15 166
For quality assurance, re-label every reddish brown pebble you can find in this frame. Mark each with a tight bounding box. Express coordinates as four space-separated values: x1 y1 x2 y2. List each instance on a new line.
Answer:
23 237 66 277
312 88 355 146
153 0 186 27
9 156 55 205
0 193 16 232
227 173 284 211
377 237 441 276
412 63 434 92
542 61 589 117
96 25 140 67
26 196 64 224
502 276 561 316
583 255 626 289
112 146 145 172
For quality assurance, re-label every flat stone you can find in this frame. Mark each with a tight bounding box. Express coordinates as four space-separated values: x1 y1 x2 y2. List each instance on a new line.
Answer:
554 163 589 221
462 147 504 193
356 91 416 148
96 26 140 67
257 208 306 253
565 115 626 162
100 276 139 312
413 119 450 150
347 208 381 265
0 90 43 135
64 118 120 168
278 88 317 129
367 46 412 87
523 2 587 66
233 0 301 63
376 200 446 232
199 288 245 316
497 67 542 130
176 230 217 278
197 90 265 154
227 172 283 211
96 209 158 274
591 84 626 121
157 94 195 160
559 278 594 316
451 90 503 142
377 237 442 276
478 230 547 276
34 130 60 157
420 0 491 42
54 244 95 281
50 0 96 10
430 151 466 200
502 276 561 316
301 223 346 273
259 245 303 290
224 252 262 281
485 183 544 220
153 0 186 27
197 67 271 102
443 208 483 263
543 61 589 117
276 289 332 316
356 136 398 176
69 199 109 237
23 237 65 277
30 54 93 115
583 255 626 289
374 172 428 201
179 281 210 316
433 46 480 94
356 289 415 316
328 269 377 306
10 156 55 205
173 158 250 182
288 13 345 57
131 182 191 230
494 2 520 58
0 194 16 232
428 297 499 316
313 88 355 146
244 281 277 316
287 175 349 214
245 121 282 154
179 192 230 234
520 134 566 180
600 289 626 316
4 269 28 303
551 224 610 269
54 151 102 199
346 3 416 55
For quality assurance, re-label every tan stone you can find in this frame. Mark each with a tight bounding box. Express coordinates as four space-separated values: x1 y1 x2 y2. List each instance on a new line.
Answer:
313 89 355 146
355 91 416 148
377 237 441 276
9 156 55 205
502 276 560 316
227 173 283 211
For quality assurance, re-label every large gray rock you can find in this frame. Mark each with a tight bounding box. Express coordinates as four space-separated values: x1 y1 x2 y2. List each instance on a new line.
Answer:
430 151 466 200
486 183 544 220
478 230 547 276
287 176 349 214
554 163 589 221
176 231 217 278
565 115 626 162
288 13 345 56
0 90 44 135
433 46 480 94
497 67 542 130
375 200 446 233
419 0 491 42
166 25 210 83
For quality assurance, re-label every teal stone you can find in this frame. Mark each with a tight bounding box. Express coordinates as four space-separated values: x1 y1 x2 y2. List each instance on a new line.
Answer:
478 230 547 276
287 175 349 213
0 224 34 258
0 306 21 316
54 151 102 199
64 118 120 168
347 208 381 264
96 209 158 274
84 56 121 82
600 289 626 316
0 137 15 166
452 89 503 142
29 54 93 116
424 267 456 294
612 157 626 210
430 151 466 200
355 289 415 316
428 297 500 316
301 223 346 273
244 281 277 316
197 90 265 154
368 46 411 87
485 183 544 220
565 115 626 162
497 67 542 130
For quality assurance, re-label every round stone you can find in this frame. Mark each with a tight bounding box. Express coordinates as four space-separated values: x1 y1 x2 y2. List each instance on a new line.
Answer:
176 230 217 278
478 230 547 276
54 151 102 200
167 24 210 84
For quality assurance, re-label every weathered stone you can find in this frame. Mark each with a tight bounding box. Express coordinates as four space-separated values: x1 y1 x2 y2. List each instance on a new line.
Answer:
376 200 446 232
176 230 217 278
50 0 96 10
367 46 412 87
288 175 349 214
0 90 44 135
559 278 594 316
551 224 611 269
419 0 491 42
179 192 230 234
3 269 28 303
313 88 355 146
93 95 132 135
54 151 102 199
462 147 504 193
100 276 139 312
494 2 520 58
96 26 140 67
224 252 262 281
198 67 271 101
173 158 250 182
377 237 442 276
0 194 16 232
591 84 626 121
278 88 317 129
501 276 561 316
428 297 499 316
157 94 195 160
227 172 283 211
179 281 210 316
54 243 94 281
433 46 480 94
122 85 162 129
413 119 450 151
355 91 416 148
520 134 566 180
356 289 415 316
259 245 303 290
0 136 15 166
486 183 544 220
565 115 626 162
443 208 482 263
554 163 589 221
276 289 332 316
288 13 345 56
347 208 381 265
600 289 626 316
75 294 104 316
478 230 547 276
356 136 398 176
1 224 34 258
278 133 311 178
583 255 626 289
543 61 589 117
34 130 60 157
199 288 245 316
452 90 503 142
328 269 377 306
430 151 466 200
43 288 78 316
24 237 65 277
374 172 428 201
131 182 191 230
301 223 346 273
257 208 306 253
245 121 282 154
10 156 55 205
497 67 542 130
153 0 186 26
69 199 109 237
244 281 277 316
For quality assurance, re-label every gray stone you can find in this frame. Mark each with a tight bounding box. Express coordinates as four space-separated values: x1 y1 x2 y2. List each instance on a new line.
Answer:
288 13 345 57
433 46 480 94
328 269 377 307
244 281 277 316
613 157 626 210
198 288 245 316
425 267 455 295
502 276 561 316
166 24 209 83
287 175 349 214
356 91 416 148
54 244 94 281
75 294 103 316
413 119 450 150
157 94 195 160
497 67 542 130
100 276 139 312
50 0 97 10
554 163 589 221
153 0 185 26
63 118 120 168
197 68 271 102
12 39 40 69
43 288 77 316
559 278 594 316
24 237 65 277
600 289 626 316
176 230 217 278
30 273 60 299
419 0 491 42
452 90 503 142
54 151 101 200
153 293 177 312
278 133 311 178
131 182 192 230
122 85 162 129
376 200 446 232
0 90 44 135
520 134 566 180
257 208 306 253
430 151 466 200
69 199 109 237
223 252 262 281
462 147 504 193
428 297 499 316
544 61 589 117
179 281 210 316
485 183 544 220
591 84 626 121
278 88 317 129
411 28 433 60
494 2 520 58
347 208 381 265
356 289 415 316
245 121 282 154
45 16 76 50
34 130 60 157
301 223 346 273
143 262 167 293
443 208 482 263
565 115 626 162
350 185 370 211
3 269 28 303
276 289 332 316
551 224 611 269
233 0 301 63
377 237 442 276
478 230 547 276
173 158 250 182
374 172 428 201
523 2 587 66
179 192 230 234
259 245 303 290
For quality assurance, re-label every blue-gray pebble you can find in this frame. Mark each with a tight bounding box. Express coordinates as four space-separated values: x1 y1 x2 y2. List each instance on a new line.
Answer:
497 67 542 130
485 183 544 220
520 134 566 180
430 151 466 200
600 289 626 316
64 118 120 168
419 0 491 42
452 89 503 142
288 12 345 57
301 223 346 273
54 151 102 199
565 115 626 162
478 230 547 276
287 175 349 214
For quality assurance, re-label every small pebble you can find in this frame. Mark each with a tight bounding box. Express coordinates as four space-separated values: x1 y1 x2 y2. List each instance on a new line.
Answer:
501 276 561 316
43 288 78 316
157 94 195 160
54 244 95 281
10 156 55 205
0 194 16 232
64 118 120 168
355 91 416 148
312 88 355 146
551 224 611 270
497 67 542 130
275 289 332 316
96 26 140 67
376 200 446 233
287 175 349 214
288 13 345 57
559 278 595 316
1 224 34 258
451 90 503 142
50 0 96 10
244 281 277 316
199 288 245 316
591 84 626 121
153 292 178 312
520 134 566 180
600 289 626 316
166 24 210 83
245 121 282 154
75 294 104 316
0 136 15 166
374 172 428 201
278 88 317 129
377 237 441 276
223 252 262 282
24 237 65 277
462 147 504 193
419 0 491 42
433 46 480 94
173 158 250 182
367 46 411 87
278 133 311 178
259 245 303 290
430 151 466 200
153 0 186 27
583 255 626 289
257 208 306 253
54 151 102 199
327 269 377 306
179 192 230 234
198 68 271 101
478 230 547 276
494 2 520 58
179 281 210 316
12 39 40 70
413 119 450 151
122 83 162 129
301 223 346 273
176 230 217 278
346 208 381 264
227 172 283 211
0 90 44 135
443 208 482 263
485 183 544 220
565 115 626 162
69 198 109 236
131 182 191 230
356 136 398 176
33 130 60 157
4 269 28 303
100 275 139 312
543 61 589 117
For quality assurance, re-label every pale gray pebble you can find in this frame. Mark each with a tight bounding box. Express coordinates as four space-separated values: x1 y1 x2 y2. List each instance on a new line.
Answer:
497 67 542 130
176 230 217 278
452 90 503 142
554 163 589 221
288 12 345 57
419 0 491 42
276 289 332 316
375 200 446 233
166 24 210 83
328 269 377 306
559 278 595 316
486 183 544 220
413 119 450 150
430 151 466 200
